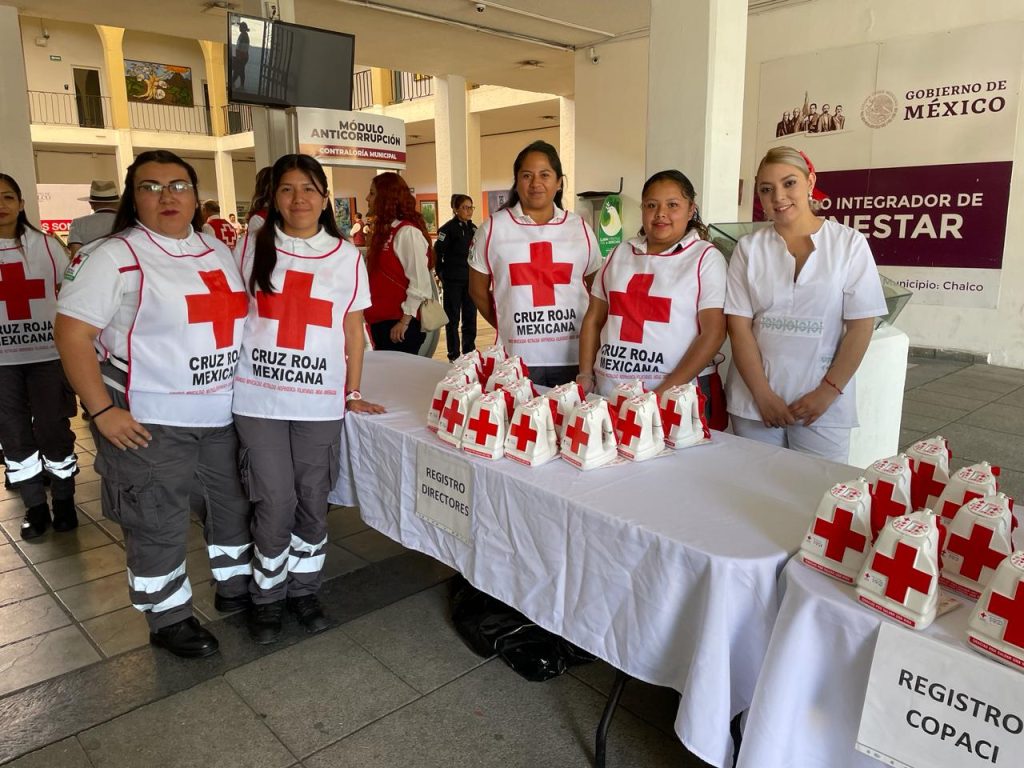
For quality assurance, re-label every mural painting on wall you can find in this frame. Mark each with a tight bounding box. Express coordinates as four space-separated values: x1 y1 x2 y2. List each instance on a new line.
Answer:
755 22 1022 309
124 60 195 107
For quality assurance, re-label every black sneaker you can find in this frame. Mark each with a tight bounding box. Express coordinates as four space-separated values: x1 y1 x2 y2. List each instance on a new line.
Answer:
149 617 219 658
214 592 252 613
287 594 331 634
249 600 285 645
20 504 50 540
51 497 79 532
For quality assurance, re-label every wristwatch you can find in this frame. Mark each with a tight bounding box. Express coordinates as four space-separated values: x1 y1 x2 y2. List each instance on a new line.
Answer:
346 390 362 402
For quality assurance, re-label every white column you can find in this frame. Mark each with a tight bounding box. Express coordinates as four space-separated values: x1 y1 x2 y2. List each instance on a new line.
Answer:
0 5 39 222
214 150 237 221
434 75 469 218
646 0 747 224
467 111 482 222
113 130 135 194
559 96 576 211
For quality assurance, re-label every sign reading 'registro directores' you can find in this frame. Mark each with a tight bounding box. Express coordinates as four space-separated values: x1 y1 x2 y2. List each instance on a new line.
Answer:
296 108 406 170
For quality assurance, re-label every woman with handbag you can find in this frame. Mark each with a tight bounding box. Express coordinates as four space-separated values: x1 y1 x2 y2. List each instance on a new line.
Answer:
468 141 601 387
363 173 435 354
234 153 384 644
578 170 727 416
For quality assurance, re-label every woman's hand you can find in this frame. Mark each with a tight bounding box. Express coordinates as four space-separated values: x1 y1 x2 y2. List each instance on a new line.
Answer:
347 398 386 415
788 384 839 427
94 407 152 450
754 389 796 428
575 373 596 395
389 317 411 343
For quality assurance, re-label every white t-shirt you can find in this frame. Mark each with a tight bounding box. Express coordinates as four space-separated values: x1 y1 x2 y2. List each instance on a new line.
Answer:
57 223 227 363
591 233 726 395
724 218 887 428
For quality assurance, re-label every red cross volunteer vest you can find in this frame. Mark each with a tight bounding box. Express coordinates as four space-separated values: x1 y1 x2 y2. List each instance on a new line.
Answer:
234 231 367 420
365 222 414 325
484 209 594 367
206 217 238 248
595 237 717 395
119 227 247 426
0 230 64 365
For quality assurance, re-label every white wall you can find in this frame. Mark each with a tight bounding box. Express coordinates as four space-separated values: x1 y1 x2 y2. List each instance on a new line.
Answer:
573 37 649 240
34 150 118 185
743 0 1024 367
21 17 104 95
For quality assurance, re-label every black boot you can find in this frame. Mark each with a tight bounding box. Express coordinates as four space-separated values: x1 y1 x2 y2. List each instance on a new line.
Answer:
149 617 219 658
52 497 79 532
287 594 331 634
20 504 50 540
249 601 285 645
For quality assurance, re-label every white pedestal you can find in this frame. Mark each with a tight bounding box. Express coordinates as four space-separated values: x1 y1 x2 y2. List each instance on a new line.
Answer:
849 324 909 469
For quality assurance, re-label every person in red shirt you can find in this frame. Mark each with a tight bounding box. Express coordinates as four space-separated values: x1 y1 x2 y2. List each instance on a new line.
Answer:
201 200 238 249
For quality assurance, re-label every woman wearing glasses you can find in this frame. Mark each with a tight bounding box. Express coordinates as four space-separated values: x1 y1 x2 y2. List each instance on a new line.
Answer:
55 150 253 660
434 194 477 361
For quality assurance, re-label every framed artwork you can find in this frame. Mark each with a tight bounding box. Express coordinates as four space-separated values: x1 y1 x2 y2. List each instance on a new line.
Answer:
416 194 439 235
485 190 510 219
124 60 195 107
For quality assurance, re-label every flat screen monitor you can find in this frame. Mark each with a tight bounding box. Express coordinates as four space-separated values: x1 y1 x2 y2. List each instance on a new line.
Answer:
227 13 354 110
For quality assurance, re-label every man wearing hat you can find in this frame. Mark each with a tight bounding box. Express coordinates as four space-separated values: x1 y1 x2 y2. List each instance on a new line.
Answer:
68 180 120 256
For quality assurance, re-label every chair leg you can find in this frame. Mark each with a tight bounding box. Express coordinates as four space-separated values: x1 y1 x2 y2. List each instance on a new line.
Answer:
595 670 630 768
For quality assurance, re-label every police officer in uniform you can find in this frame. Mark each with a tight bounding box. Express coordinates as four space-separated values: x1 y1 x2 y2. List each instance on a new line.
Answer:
435 194 477 361
56 150 253 658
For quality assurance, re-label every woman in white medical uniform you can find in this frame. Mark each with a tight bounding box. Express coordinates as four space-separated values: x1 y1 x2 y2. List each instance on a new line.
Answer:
725 146 887 462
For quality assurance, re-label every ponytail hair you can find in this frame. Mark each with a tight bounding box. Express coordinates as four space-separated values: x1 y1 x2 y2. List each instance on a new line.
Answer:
756 146 823 213
249 153 340 295
639 169 710 242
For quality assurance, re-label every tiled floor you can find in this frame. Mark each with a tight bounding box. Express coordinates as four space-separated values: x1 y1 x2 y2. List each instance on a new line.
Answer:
1 354 1022 767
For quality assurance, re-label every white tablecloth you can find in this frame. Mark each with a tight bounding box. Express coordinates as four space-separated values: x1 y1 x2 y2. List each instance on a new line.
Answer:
737 558 982 768
331 351 854 768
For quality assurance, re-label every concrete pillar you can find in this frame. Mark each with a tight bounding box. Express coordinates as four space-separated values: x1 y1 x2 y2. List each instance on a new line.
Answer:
559 96 576 210
95 25 130 130
467 112 482 223
370 67 394 107
199 40 228 137
646 0 747 223
213 150 237 223
434 75 469 225
113 130 134 194
0 6 39 221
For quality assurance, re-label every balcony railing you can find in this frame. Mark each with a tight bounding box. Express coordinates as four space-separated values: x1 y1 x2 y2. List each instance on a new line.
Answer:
392 71 434 103
28 90 111 129
129 100 213 135
224 103 254 134
352 70 372 110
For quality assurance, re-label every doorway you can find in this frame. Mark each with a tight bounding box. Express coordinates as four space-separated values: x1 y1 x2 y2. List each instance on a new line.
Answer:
73 68 104 128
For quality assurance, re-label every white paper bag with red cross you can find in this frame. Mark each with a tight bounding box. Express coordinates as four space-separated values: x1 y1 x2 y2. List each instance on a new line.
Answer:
545 382 584 444
659 383 710 449
501 377 538 408
504 396 558 467
857 511 942 630
486 358 525 392
968 550 1024 672
478 344 508 387
461 391 510 461
427 376 466 433
445 359 480 387
940 493 1015 600
560 398 619 471
800 478 874 584
437 382 482 449
935 461 1000 522
906 435 951 512
865 455 914 541
616 392 666 462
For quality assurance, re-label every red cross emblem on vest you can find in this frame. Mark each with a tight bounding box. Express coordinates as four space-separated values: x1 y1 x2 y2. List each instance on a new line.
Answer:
987 581 1024 648
185 270 248 349
564 416 588 454
256 270 333 349
467 408 499 446
509 242 573 307
871 541 933 603
946 525 1007 581
509 413 539 451
608 273 672 344
813 507 868 562
0 262 46 321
